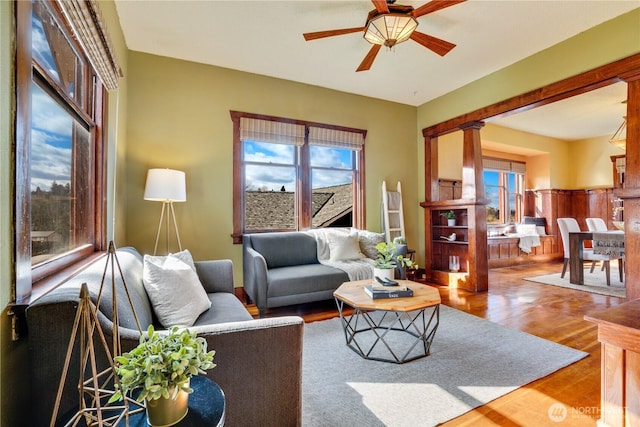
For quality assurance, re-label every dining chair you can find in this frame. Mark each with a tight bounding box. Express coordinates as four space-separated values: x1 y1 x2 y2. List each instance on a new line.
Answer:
586 217 608 232
586 217 608 272
557 217 614 286
586 217 624 281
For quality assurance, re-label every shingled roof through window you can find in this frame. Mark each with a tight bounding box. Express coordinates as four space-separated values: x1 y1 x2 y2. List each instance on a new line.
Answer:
245 183 352 230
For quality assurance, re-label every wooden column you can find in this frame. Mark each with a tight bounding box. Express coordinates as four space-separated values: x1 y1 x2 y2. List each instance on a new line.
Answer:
460 122 486 200
421 122 488 293
461 122 488 292
616 76 640 300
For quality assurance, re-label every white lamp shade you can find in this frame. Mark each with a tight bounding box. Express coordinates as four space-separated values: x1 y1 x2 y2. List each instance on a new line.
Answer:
144 168 186 202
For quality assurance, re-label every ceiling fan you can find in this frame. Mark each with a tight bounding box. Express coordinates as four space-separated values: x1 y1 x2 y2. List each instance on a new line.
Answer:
303 0 466 72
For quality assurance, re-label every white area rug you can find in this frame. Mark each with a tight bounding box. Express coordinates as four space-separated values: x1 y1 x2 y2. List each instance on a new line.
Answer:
524 265 626 298
302 306 587 426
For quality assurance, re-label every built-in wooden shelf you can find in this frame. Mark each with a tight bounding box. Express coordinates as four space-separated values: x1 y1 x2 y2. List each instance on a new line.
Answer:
422 123 488 292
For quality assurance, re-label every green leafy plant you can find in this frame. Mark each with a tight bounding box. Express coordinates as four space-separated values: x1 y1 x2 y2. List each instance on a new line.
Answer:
396 255 417 270
109 325 216 403
440 210 456 220
375 241 397 269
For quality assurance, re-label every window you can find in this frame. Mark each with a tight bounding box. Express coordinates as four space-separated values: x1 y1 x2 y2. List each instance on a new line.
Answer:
231 112 365 243
483 158 525 224
15 0 119 301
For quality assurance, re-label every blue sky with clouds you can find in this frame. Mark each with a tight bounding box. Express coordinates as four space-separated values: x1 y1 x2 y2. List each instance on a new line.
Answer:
30 10 78 192
244 141 353 191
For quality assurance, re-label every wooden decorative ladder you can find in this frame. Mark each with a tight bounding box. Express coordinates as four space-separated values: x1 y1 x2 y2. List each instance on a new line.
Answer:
382 181 406 243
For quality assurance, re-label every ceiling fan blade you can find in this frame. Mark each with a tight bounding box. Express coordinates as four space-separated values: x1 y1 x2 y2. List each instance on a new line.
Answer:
356 44 382 72
371 0 390 14
303 27 366 41
410 31 456 56
413 0 466 18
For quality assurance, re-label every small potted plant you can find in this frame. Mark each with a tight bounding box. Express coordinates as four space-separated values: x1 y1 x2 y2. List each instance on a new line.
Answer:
374 241 397 281
441 210 456 226
109 325 216 427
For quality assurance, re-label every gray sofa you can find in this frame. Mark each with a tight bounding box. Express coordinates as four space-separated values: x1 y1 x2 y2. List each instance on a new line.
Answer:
243 231 354 317
26 246 303 427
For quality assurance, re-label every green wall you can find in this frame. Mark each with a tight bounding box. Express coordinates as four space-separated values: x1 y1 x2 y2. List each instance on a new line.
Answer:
123 52 417 282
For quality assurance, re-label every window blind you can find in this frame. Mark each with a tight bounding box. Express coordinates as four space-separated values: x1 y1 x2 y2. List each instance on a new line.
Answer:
483 157 526 174
58 0 122 90
240 117 305 146
309 126 365 151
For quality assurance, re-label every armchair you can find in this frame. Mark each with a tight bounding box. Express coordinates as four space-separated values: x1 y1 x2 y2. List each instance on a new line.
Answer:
26 247 303 427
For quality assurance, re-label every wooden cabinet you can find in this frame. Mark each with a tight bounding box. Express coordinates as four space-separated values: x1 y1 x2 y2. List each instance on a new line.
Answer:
611 154 625 189
585 300 640 427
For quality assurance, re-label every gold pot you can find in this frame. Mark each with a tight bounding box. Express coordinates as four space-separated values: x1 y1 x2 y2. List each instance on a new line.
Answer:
145 382 189 427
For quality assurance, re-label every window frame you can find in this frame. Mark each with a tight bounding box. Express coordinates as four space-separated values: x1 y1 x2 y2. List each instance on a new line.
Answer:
15 0 107 303
230 111 366 243
484 168 525 224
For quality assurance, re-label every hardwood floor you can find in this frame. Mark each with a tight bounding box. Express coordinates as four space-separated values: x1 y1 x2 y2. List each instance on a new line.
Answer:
245 260 626 426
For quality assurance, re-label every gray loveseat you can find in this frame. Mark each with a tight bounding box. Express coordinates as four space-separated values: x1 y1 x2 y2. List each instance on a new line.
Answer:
243 230 383 317
26 246 303 427
244 232 349 317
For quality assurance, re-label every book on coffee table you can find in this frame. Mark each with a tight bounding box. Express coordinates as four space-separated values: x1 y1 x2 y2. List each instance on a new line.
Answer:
364 284 414 299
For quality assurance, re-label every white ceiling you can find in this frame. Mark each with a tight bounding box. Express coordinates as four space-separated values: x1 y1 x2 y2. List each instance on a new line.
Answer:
114 0 638 140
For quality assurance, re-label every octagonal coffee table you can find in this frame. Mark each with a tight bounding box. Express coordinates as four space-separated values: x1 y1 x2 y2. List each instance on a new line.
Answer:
333 279 441 364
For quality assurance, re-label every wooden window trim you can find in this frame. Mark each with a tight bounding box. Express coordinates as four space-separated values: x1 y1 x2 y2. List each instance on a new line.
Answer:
230 110 366 244
15 0 107 303
422 53 640 138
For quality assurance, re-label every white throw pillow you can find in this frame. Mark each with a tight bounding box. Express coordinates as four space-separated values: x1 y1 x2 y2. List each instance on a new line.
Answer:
327 231 366 261
536 226 547 236
143 252 211 328
167 249 198 271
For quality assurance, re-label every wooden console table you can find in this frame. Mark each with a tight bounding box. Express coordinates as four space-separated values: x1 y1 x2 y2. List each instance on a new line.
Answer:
585 299 640 427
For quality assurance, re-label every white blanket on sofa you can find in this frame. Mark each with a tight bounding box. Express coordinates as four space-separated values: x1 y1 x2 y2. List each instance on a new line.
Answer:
305 228 375 281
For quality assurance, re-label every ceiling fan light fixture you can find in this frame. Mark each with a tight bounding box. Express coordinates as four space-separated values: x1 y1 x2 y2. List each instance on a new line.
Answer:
364 13 418 48
609 116 627 150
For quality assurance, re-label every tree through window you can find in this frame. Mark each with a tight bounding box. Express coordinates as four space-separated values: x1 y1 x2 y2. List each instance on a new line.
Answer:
483 157 525 224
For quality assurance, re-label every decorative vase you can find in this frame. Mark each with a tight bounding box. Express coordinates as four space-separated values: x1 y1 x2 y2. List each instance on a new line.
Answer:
145 382 190 427
394 244 408 279
373 267 394 281
449 255 460 273
447 219 456 226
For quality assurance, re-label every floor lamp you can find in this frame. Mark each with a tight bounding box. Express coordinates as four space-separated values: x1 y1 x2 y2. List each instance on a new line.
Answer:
144 168 186 255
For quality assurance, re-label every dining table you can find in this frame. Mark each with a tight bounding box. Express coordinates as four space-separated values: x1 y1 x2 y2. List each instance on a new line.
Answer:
568 230 625 285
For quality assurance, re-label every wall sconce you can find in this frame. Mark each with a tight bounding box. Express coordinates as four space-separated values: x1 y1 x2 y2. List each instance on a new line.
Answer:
143 168 186 255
